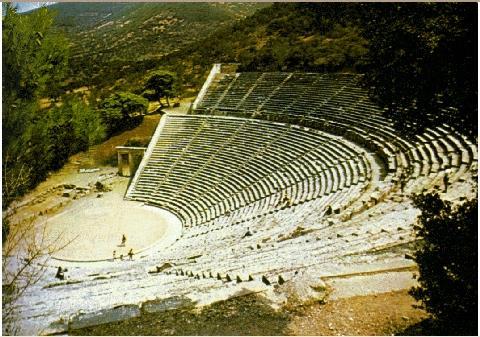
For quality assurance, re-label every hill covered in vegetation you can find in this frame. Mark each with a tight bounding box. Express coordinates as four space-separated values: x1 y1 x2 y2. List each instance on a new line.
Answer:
46 2 267 91
160 3 367 92
50 3 371 96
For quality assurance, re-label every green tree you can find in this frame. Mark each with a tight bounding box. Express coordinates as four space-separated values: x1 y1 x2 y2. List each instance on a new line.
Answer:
359 3 477 138
2 4 70 209
44 96 106 170
143 70 177 107
99 91 148 136
2 3 69 151
410 193 477 335
47 121 76 171
21 114 51 187
61 96 106 151
2 4 69 101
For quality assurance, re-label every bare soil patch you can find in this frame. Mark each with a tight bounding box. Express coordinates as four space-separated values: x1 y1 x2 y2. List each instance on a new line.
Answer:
90 114 161 165
286 289 428 335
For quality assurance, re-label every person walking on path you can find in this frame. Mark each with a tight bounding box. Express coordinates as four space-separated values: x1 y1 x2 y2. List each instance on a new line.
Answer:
443 173 449 193
55 266 64 280
399 172 406 193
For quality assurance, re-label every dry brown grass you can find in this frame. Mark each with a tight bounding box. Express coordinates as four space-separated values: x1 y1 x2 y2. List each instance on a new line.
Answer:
91 114 161 165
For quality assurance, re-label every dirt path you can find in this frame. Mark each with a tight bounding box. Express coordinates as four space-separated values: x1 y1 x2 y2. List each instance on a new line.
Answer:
287 290 428 335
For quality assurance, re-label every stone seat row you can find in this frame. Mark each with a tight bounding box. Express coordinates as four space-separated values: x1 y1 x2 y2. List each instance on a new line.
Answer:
195 71 477 189
135 159 366 225
159 198 416 288
194 105 474 195
169 171 367 228
197 72 362 114
294 112 474 181
141 151 370 222
127 115 370 227
158 183 368 266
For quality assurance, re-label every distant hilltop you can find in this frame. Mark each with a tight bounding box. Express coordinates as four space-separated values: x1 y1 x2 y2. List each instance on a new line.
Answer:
10 2 56 13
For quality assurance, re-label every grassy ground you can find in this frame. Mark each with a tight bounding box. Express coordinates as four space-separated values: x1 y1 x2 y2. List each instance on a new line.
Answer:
71 290 429 335
71 293 290 336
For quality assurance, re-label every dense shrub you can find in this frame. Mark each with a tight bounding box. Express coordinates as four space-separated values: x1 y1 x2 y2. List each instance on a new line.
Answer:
99 92 148 137
45 97 106 170
124 138 150 147
359 3 477 138
2 96 105 208
410 193 477 335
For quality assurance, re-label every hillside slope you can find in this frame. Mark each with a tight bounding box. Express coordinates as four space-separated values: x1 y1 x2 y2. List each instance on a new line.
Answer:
38 3 369 96
47 2 267 90
153 3 368 95
172 3 367 71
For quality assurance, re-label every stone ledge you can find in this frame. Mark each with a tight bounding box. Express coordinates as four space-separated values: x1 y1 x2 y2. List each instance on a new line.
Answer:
69 304 141 330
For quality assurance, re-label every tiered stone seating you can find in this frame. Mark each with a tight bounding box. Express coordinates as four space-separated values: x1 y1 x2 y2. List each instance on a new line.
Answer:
242 73 290 112
194 71 477 192
15 68 477 335
199 73 238 108
154 188 418 288
127 114 371 227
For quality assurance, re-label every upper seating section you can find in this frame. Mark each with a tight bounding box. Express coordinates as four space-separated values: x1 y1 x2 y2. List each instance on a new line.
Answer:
195 72 380 121
126 114 371 227
195 72 392 142
194 71 399 161
193 70 477 184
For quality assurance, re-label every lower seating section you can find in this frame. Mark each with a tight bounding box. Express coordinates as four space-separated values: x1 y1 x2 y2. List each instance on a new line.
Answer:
154 125 477 287
127 114 372 227
161 198 419 286
168 69 478 287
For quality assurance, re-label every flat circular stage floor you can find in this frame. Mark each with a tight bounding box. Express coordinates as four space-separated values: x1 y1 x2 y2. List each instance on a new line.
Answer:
44 191 181 262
